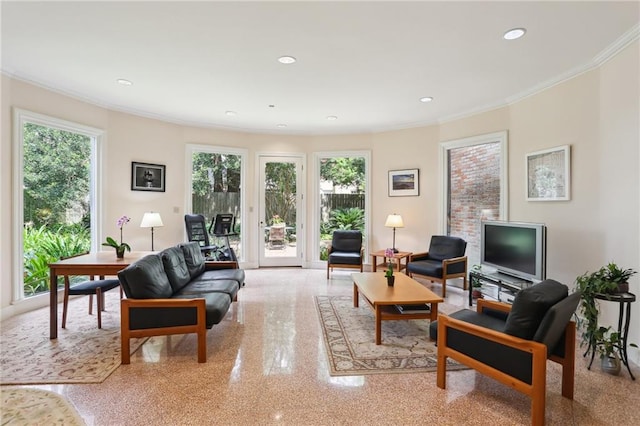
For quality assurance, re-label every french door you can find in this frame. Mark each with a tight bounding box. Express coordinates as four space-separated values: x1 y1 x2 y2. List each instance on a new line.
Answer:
258 155 304 267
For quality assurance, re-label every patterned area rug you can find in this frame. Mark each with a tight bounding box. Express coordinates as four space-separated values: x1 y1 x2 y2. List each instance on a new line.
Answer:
315 295 468 376
0 387 86 425
0 292 146 385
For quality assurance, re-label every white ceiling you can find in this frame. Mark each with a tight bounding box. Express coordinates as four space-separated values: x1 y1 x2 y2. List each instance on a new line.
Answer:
2 1 639 135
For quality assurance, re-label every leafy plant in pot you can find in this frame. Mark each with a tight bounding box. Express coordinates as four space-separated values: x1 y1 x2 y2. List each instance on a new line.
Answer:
470 264 483 299
575 262 637 370
594 326 622 375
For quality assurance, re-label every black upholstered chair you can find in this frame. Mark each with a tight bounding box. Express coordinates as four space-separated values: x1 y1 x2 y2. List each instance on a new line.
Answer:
406 235 467 297
432 280 580 426
61 253 121 329
184 214 218 258
326 230 363 278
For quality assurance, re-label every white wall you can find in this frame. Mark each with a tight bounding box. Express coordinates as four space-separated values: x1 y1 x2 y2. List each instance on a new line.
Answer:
1 42 638 363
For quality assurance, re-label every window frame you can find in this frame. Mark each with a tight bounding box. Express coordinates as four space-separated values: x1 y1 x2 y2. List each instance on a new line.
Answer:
12 108 103 303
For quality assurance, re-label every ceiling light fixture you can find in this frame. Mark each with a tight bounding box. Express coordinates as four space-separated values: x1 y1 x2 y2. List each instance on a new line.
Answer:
503 28 526 40
116 78 132 86
276 124 287 128
326 115 338 121
278 56 296 64
419 97 433 103
225 110 237 116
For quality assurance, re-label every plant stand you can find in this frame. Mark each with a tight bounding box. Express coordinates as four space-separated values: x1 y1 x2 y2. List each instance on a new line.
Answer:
585 292 636 380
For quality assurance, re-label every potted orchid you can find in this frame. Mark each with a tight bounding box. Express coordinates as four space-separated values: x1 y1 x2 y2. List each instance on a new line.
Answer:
385 248 395 286
103 215 131 258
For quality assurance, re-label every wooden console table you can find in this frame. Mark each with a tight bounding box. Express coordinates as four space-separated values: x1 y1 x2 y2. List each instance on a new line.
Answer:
370 249 412 273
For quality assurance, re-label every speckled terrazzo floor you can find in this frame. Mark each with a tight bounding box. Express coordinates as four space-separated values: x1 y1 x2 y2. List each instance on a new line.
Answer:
5 268 640 425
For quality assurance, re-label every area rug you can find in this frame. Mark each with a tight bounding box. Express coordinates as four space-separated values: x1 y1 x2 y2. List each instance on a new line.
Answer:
315 295 468 376
0 292 146 385
0 387 86 425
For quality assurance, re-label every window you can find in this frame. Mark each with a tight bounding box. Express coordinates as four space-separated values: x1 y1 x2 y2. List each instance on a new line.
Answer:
312 151 371 263
187 145 247 261
13 109 102 301
440 132 508 265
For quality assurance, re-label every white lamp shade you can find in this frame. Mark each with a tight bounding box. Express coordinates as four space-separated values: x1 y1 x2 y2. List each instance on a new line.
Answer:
385 214 404 228
140 212 164 228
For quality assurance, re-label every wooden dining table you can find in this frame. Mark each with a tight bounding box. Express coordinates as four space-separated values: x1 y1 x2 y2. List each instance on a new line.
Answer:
48 251 153 339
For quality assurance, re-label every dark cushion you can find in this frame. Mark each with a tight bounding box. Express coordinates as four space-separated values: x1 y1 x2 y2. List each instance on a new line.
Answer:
160 246 191 293
504 279 568 340
427 236 466 261
173 293 231 328
179 278 239 301
200 268 245 287
330 230 362 253
532 291 581 355
407 259 444 278
328 251 362 265
429 309 506 341
68 278 120 295
179 242 206 278
117 254 173 299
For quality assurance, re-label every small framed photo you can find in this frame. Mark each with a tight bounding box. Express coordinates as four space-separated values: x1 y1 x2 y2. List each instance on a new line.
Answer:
131 162 166 192
526 145 570 201
388 168 419 197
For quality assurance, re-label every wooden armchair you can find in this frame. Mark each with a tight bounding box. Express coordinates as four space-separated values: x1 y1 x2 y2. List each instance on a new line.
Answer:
407 235 467 297
433 280 580 426
326 230 363 278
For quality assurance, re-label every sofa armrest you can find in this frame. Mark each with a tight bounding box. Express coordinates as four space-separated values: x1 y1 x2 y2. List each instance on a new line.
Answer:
120 298 207 364
477 298 512 315
442 255 467 273
409 251 429 261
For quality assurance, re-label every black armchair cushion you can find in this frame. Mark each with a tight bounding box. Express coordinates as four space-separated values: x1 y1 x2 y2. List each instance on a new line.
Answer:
160 246 191 293
407 259 445 278
68 278 120 295
328 230 363 265
118 255 173 299
178 278 239 301
533 291 581 356
428 236 466 261
429 308 506 341
504 279 568 340
179 242 206 278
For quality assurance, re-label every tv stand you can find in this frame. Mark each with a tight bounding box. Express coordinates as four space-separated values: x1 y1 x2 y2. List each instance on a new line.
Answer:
469 270 534 306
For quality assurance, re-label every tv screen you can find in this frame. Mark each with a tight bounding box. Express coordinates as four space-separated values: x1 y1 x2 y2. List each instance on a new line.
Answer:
481 221 546 282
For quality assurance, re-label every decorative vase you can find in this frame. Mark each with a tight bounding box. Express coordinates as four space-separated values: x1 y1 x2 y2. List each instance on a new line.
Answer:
601 354 621 375
116 247 125 259
386 275 395 286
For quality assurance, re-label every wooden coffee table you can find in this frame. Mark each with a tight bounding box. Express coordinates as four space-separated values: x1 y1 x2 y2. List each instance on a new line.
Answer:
352 272 444 344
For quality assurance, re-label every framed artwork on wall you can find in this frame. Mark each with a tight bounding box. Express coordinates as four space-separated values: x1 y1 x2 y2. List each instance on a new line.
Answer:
388 168 419 197
526 145 570 201
131 162 166 192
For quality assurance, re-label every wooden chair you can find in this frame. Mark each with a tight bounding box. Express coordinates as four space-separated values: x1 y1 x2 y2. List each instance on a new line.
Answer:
406 235 467 297
327 230 363 278
61 253 122 329
433 280 580 426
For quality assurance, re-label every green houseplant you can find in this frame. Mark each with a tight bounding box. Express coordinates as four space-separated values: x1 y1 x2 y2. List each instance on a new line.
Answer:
576 262 636 373
102 215 131 258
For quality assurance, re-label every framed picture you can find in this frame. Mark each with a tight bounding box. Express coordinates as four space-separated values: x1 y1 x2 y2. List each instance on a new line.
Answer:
526 145 570 201
131 162 166 192
388 168 419 197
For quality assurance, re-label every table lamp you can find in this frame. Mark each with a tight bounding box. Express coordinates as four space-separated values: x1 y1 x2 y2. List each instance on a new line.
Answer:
384 214 404 253
140 212 164 251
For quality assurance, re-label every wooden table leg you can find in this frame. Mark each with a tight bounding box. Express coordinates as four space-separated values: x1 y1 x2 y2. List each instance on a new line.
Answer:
50 269 58 339
353 284 359 307
371 255 378 272
430 303 439 322
375 304 382 345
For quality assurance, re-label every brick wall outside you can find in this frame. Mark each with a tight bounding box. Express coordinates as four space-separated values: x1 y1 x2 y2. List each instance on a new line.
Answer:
448 142 501 265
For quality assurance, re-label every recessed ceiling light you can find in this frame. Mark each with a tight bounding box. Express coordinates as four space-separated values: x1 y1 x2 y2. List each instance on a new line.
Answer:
419 97 433 103
225 111 237 116
503 28 526 40
116 78 132 86
278 56 296 64
276 124 287 128
326 115 338 121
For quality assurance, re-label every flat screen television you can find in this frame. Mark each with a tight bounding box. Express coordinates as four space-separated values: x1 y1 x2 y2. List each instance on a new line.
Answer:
480 221 546 283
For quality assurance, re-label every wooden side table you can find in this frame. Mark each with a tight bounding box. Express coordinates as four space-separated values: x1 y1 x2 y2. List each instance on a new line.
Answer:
370 250 412 274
